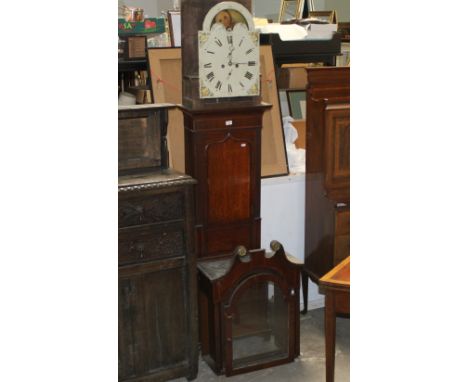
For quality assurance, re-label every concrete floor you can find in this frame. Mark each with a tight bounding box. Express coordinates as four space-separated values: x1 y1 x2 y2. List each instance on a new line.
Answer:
173 308 349 382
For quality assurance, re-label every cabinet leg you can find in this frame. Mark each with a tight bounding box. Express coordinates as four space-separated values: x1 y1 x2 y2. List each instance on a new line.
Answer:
186 367 198 381
301 270 309 314
325 293 336 382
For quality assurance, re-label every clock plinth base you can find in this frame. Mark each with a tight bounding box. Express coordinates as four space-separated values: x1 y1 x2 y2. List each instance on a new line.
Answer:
179 103 271 260
182 76 261 109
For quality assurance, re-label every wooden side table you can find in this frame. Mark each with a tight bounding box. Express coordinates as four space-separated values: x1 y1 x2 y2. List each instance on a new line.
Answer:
319 256 350 382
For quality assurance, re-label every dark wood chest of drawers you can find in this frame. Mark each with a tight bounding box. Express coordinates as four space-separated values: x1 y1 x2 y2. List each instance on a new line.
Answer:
118 170 198 381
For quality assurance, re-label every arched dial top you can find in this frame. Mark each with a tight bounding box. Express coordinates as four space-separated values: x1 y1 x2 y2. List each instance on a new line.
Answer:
199 22 260 98
201 1 255 32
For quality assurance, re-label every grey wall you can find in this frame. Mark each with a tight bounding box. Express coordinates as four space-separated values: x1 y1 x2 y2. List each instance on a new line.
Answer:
252 0 282 20
322 0 349 22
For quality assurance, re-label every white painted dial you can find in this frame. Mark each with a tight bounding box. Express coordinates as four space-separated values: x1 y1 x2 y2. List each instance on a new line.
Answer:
199 23 260 98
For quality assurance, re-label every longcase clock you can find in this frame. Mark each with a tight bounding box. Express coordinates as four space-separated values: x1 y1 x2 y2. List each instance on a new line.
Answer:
180 0 271 259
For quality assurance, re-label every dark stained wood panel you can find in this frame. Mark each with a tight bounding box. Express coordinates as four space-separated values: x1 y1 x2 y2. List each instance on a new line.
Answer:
118 267 187 378
325 107 350 193
205 224 251 255
207 137 251 224
119 278 136 379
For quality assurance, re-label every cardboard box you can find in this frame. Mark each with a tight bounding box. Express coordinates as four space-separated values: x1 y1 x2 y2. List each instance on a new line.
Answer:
278 63 325 90
278 66 308 90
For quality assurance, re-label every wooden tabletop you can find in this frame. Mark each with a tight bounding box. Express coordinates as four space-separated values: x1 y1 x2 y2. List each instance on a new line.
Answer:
319 257 350 291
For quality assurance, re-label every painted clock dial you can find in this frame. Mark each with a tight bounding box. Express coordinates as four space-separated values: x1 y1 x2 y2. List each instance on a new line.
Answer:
199 22 260 98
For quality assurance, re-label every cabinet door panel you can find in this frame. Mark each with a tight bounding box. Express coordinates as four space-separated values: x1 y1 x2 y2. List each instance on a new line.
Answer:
119 278 137 379
119 266 188 379
324 107 350 193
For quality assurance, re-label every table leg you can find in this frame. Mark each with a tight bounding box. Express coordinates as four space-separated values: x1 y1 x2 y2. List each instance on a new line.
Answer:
325 293 336 382
301 270 309 314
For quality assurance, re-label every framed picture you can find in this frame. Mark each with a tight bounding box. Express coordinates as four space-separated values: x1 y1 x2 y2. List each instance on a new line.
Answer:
147 48 185 172
309 10 337 24
287 91 306 120
278 0 305 23
167 10 181 47
259 45 289 177
147 46 289 178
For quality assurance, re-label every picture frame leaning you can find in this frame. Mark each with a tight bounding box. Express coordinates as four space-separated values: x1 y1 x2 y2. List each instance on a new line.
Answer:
168 11 181 47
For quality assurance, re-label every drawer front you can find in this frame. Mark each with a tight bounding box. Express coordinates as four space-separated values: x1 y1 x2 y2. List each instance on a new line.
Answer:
119 191 184 228
193 114 260 131
119 223 185 265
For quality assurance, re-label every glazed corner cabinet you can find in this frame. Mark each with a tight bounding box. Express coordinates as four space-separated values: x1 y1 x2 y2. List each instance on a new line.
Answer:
302 67 350 313
118 104 199 381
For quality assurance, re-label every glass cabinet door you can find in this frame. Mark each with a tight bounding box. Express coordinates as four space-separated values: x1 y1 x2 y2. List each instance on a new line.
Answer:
224 278 292 374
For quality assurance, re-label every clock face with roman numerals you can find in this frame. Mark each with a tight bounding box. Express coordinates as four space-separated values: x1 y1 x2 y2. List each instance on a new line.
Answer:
199 22 260 98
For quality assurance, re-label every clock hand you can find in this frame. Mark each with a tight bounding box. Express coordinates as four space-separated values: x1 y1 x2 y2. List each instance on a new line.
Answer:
227 35 234 52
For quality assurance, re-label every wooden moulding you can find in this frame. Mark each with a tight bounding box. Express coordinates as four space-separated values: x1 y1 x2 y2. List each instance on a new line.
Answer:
147 47 288 178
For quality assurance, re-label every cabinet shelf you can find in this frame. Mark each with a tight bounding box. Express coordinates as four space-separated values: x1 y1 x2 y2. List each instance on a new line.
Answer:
118 58 147 72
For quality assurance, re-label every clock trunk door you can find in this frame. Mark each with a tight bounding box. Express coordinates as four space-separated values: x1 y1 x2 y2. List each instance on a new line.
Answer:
197 125 259 256
207 135 251 224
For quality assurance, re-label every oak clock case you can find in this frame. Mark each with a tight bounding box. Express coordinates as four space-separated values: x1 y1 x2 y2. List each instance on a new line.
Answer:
198 16 260 98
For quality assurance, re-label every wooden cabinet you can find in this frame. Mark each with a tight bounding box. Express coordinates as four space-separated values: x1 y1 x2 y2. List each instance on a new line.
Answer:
118 176 198 381
118 105 198 381
302 68 350 313
180 104 271 260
